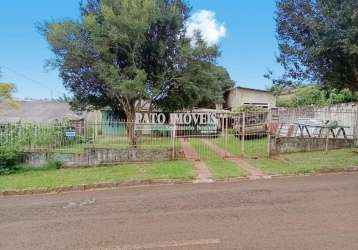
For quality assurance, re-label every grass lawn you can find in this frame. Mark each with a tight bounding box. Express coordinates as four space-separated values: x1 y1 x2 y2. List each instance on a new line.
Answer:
249 149 358 175
213 135 268 158
189 138 247 179
204 135 358 176
0 160 193 192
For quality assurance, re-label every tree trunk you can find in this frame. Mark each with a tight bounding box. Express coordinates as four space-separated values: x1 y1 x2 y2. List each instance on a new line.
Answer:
120 98 139 147
125 108 138 147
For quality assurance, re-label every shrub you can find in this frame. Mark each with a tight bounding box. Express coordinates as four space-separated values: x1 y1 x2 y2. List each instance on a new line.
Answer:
234 105 266 112
0 144 21 175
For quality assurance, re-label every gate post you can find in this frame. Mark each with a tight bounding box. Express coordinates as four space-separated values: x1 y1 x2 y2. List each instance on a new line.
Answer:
225 114 228 157
241 112 245 156
171 122 176 160
354 110 358 147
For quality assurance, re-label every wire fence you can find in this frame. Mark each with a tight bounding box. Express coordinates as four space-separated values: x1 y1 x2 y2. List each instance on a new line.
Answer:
1 108 357 160
0 122 177 154
176 111 270 160
270 109 358 139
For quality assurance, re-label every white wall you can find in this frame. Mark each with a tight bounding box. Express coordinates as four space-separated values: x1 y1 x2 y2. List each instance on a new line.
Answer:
225 88 276 110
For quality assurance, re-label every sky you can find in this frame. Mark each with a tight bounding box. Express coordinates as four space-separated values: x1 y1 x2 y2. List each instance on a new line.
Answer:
0 0 283 100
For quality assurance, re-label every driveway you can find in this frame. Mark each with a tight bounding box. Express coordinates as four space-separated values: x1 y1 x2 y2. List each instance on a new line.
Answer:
1 173 358 250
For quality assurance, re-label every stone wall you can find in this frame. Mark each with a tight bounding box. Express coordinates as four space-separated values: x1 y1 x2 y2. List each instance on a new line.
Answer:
23 147 182 167
269 136 356 155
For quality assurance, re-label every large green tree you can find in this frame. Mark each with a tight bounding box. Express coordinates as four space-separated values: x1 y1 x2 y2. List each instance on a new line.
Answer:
40 0 233 144
275 0 358 90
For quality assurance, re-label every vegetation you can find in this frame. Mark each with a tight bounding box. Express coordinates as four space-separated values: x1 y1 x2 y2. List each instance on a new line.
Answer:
0 144 22 175
0 68 18 110
277 86 358 107
270 0 358 91
0 123 69 174
40 0 234 145
189 138 247 179
0 161 193 192
249 149 358 175
213 135 268 158
212 136 358 176
233 105 266 112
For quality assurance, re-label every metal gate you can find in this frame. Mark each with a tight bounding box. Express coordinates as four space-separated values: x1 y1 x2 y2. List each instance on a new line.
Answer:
174 111 270 160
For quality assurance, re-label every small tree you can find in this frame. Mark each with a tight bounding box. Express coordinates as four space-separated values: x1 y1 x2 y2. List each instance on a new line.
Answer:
40 0 233 145
0 69 18 110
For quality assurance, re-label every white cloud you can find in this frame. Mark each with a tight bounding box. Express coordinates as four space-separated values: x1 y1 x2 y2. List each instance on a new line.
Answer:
186 10 226 46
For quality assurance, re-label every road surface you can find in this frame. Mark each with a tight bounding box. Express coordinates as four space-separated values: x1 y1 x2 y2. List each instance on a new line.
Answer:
1 173 358 250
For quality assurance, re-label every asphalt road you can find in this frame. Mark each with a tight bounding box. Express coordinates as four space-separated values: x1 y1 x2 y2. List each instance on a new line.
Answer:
1 173 358 250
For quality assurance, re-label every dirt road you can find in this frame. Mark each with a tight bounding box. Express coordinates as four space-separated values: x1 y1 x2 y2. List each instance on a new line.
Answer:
1 173 358 250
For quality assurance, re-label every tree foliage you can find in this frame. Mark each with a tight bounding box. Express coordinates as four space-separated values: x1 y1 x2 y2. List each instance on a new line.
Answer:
275 0 358 90
277 85 357 107
39 0 233 115
0 69 18 110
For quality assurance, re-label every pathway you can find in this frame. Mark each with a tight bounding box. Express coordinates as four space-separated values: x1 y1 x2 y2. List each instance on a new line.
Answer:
180 138 214 183
202 139 269 180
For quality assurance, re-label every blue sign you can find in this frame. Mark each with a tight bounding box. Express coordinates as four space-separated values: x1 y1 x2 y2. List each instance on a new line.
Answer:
65 129 76 140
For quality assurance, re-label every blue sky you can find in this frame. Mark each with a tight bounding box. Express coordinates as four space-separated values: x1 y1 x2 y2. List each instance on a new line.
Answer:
0 0 283 100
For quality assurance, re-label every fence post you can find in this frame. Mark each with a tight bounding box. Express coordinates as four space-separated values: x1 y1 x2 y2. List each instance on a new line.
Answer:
221 114 225 136
171 122 176 160
354 110 358 147
267 109 272 158
267 133 271 158
225 114 228 157
241 112 245 156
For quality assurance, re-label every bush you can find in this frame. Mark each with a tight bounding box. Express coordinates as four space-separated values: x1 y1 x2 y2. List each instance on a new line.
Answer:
277 86 356 107
234 105 266 112
0 144 21 175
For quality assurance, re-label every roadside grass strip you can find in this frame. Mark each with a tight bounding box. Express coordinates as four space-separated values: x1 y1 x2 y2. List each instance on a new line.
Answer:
0 161 193 192
189 138 247 179
248 148 358 175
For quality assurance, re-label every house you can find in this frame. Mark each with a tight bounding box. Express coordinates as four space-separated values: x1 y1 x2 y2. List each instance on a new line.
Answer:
0 100 101 123
223 86 276 110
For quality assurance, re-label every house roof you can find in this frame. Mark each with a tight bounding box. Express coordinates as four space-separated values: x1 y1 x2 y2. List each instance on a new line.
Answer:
0 100 86 123
225 86 271 94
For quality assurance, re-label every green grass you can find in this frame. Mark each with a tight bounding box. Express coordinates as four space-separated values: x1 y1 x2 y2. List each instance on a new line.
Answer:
196 135 358 176
189 138 247 179
0 160 193 192
248 149 358 175
213 135 268 158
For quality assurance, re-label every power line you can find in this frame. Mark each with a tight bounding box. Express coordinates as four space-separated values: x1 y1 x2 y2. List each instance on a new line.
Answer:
0 64 64 98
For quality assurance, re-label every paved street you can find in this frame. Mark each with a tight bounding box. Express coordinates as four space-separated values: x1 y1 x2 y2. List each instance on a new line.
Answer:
1 173 358 250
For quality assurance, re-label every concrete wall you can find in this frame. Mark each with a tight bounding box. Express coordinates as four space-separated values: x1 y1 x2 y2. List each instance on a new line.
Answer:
269 136 355 155
225 88 276 110
23 147 182 168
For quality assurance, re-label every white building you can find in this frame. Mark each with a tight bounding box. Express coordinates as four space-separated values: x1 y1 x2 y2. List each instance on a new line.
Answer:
223 86 276 110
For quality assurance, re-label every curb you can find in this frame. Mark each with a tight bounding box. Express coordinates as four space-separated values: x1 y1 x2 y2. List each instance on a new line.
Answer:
1 169 357 197
0 179 193 197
